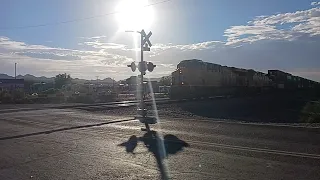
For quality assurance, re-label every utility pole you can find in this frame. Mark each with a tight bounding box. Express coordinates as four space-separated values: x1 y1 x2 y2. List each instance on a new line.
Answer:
112 78 115 92
14 63 17 79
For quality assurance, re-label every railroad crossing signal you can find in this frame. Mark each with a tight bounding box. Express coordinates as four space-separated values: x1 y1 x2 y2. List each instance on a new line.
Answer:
147 62 156 72
126 29 157 130
127 62 136 72
141 29 152 51
127 61 156 73
138 61 147 73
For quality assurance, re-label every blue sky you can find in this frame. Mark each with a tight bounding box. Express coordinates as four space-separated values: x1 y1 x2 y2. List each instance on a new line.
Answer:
0 0 320 80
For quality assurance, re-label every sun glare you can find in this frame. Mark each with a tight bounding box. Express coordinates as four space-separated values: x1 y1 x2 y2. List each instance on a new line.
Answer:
115 0 154 31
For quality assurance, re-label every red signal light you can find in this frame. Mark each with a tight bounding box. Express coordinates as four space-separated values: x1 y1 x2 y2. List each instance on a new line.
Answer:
147 62 156 72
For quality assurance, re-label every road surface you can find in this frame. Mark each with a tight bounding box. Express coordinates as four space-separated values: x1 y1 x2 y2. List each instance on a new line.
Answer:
0 109 319 179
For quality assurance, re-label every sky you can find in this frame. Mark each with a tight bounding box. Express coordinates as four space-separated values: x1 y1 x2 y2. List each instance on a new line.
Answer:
0 0 320 81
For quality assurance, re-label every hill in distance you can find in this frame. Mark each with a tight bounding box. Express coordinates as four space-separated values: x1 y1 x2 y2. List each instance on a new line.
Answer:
0 73 166 84
0 73 116 84
0 73 54 82
73 77 116 84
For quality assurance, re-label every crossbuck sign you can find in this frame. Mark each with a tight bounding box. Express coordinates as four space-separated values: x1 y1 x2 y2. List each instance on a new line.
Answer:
141 30 152 51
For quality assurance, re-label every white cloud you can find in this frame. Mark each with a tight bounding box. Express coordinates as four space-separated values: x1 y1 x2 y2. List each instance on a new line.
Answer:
0 37 136 80
311 2 320 6
224 6 320 45
252 7 320 26
224 25 294 45
0 36 54 51
82 41 127 50
292 17 320 35
78 35 107 40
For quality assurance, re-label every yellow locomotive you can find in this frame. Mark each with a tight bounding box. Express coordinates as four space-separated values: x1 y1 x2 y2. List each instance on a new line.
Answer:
171 59 271 99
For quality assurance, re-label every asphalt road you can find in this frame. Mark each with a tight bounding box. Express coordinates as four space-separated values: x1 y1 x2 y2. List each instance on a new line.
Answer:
0 109 319 180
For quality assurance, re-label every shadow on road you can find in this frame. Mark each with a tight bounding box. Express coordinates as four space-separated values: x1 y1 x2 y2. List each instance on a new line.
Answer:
119 131 189 180
0 118 134 141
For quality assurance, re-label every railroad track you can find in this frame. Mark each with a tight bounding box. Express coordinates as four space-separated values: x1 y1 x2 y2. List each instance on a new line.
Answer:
0 96 231 114
72 96 232 111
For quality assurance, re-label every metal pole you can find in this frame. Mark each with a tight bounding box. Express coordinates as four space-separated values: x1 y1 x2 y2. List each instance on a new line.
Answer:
140 31 150 131
14 63 17 92
113 78 115 91
140 33 145 113
14 63 17 79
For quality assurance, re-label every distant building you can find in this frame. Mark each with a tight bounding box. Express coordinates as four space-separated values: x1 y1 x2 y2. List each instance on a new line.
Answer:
30 82 53 93
124 76 160 93
0 79 24 91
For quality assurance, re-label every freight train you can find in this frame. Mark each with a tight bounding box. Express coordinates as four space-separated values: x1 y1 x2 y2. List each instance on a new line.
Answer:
170 59 319 99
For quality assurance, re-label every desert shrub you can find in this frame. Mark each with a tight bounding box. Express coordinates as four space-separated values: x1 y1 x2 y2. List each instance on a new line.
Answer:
300 101 320 123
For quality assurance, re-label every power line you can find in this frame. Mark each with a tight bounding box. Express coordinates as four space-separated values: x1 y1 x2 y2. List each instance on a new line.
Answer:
0 0 172 30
